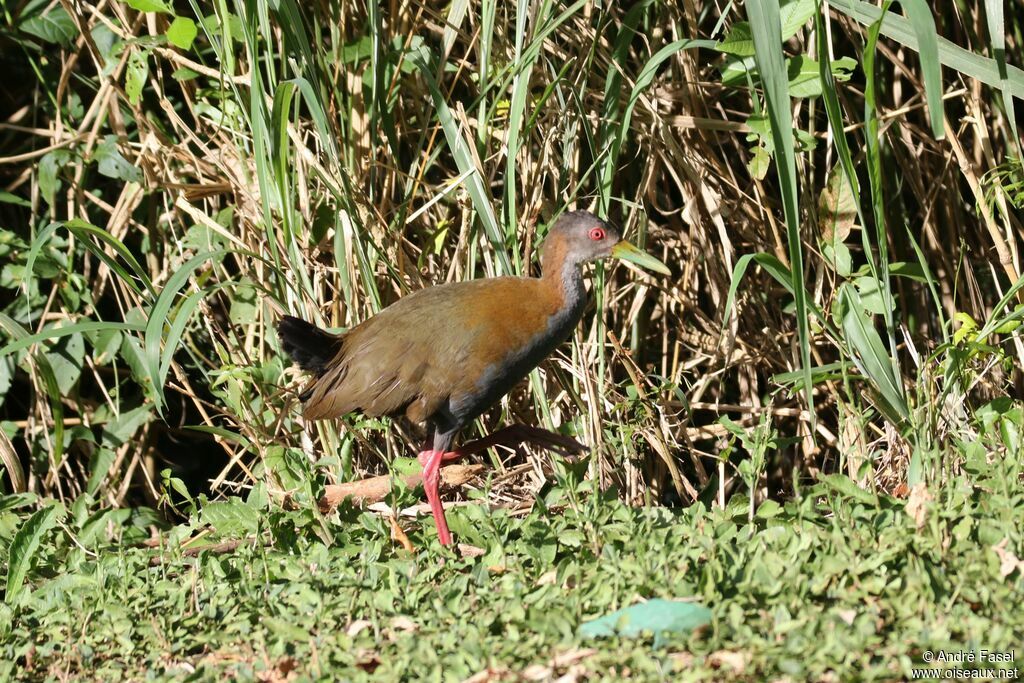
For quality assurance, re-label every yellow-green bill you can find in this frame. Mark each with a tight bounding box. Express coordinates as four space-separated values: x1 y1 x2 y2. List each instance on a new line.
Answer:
611 240 671 275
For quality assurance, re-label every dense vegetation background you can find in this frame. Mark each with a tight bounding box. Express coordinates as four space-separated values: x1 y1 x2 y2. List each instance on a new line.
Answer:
0 0 1022 679
0 0 1021 512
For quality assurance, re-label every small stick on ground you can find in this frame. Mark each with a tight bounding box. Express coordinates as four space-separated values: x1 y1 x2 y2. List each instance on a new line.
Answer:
318 464 486 513
148 538 249 565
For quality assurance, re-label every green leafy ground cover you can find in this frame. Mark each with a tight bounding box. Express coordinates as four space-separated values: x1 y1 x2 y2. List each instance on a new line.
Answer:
3 439 1022 682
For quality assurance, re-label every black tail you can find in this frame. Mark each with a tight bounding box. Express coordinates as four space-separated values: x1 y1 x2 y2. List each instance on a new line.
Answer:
277 315 343 375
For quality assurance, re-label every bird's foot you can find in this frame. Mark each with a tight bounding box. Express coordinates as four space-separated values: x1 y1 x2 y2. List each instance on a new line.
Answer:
417 449 454 546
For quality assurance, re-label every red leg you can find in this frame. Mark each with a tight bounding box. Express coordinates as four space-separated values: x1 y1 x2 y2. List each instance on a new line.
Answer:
417 449 453 546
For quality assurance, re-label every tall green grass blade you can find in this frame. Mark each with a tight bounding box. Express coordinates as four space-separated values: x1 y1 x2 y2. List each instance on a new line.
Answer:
603 36 715 211
213 0 234 75
748 0 814 433
478 0 496 137
185 424 254 450
815 4 869 240
367 0 383 171
0 321 145 359
896 1 944 139
0 314 65 470
838 287 910 425
237 0 284 296
977 274 1024 340
270 79 317 304
144 251 224 414
27 221 155 302
410 50 511 275
862 1 905 400
275 78 339 174
830 0 1024 100
904 228 949 344
66 220 156 296
503 0 548 266
443 0 470 57
984 0 1022 157
598 2 650 212
273 0 321 88
158 290 205 385
0 428 26 493
722 252 839 338
818 472 879 505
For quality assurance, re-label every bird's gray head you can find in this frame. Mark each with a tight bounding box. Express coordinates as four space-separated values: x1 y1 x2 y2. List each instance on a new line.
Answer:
541 210 671 275
543 210 621 267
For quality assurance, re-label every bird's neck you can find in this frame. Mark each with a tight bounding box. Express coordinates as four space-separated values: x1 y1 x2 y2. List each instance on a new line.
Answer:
541 249 587 322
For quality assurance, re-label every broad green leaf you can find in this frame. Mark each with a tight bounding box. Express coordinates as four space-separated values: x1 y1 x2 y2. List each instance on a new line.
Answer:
5 502 65 603
101 404 153 448
91 23 120 75
201 499 260 536
263 446 306 492
854 275 895 315
171 67 200 81
229 280 258 324
720 55 757 86
748 145 771 180
818 473 879 506
779 0 816 39
86 448 117 496
718 22 754 56
580 598 712 645
717 0 814 57
84 326 122 365
0 493 37 513
94 135 143 183
823 243 853 277
787 55 856 98
125 49 149 106
20 6 77 45
165 16 197 50
124 0 172 13
43 329 85 395
38 150 70 208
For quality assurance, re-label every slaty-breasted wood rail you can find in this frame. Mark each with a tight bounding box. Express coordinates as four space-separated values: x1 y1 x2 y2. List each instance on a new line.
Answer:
278 210 669 545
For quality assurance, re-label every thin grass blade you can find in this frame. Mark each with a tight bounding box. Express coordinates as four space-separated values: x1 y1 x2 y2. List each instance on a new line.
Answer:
748 0 814 434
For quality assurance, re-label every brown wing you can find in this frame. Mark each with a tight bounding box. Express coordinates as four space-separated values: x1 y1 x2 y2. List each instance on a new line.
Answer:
300 277 560 423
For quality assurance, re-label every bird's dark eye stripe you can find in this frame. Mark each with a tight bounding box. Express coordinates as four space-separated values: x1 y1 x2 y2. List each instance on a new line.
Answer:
588 227 606 241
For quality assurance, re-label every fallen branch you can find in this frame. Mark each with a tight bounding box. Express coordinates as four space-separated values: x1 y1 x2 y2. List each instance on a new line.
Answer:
147 538 250 565
318 464 486 513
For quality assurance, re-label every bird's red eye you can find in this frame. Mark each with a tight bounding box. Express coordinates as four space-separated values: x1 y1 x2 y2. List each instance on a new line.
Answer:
588 227 606 241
